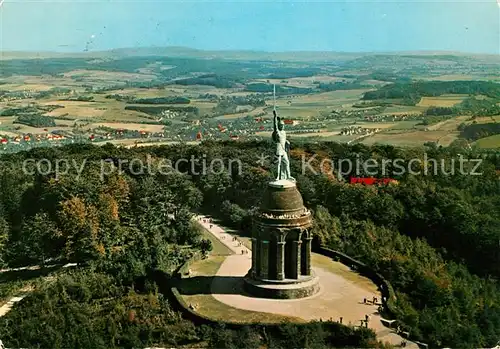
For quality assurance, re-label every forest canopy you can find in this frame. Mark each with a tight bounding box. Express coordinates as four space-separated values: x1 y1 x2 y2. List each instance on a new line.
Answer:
0 141 498 348
363 81 500 104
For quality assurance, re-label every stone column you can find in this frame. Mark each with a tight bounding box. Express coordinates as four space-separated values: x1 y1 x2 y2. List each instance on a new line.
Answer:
302 236 312 276
259 240 270 279
290 240 302 279
276 241 285 280
251 238 258 277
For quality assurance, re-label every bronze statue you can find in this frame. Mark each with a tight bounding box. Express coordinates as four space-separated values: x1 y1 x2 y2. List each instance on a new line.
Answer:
272 109 294 181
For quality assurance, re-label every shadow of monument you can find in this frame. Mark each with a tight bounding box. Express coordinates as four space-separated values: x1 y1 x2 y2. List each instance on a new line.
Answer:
176 275 246 296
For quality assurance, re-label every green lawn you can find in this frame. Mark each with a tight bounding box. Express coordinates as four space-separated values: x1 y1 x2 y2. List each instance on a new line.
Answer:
197 224 234 256
389 120 420 130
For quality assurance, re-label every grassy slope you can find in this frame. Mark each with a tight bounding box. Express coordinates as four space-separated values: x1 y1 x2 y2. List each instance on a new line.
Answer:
474 134 500 149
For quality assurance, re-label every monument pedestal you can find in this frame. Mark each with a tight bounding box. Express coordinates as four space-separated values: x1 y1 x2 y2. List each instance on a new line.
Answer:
244 179 320 299
244 273 320 299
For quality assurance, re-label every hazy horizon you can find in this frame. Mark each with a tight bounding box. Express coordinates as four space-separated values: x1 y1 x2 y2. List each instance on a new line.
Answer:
1 0 499 55
2 45 499 56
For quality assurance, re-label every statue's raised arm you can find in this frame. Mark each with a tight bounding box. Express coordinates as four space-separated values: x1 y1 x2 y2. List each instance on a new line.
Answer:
273 109 278 132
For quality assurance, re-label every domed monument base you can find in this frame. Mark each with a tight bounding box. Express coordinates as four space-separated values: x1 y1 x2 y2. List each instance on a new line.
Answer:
244 179 320 299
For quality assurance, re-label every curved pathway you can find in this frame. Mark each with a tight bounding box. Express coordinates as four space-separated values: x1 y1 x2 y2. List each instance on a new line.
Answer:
0 262 77 318
197 215 418 349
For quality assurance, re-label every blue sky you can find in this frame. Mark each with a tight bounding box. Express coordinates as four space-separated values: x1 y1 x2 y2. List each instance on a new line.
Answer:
1 0 499 54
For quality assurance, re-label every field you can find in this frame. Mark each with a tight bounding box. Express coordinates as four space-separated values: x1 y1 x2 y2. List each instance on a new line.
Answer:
88 122 164 132
269 89 373 120
417 95 467 107
421 74 500 82
214 106 266 120
257 75 348 88
474 134 500 149
43 101 108 118
62 69 156 83
290 131 340 138
361 130 456 147
360 116 470 147
278 90 372 107
358 113 484 147
256 130 342 139
103 139 198 148
473 116 499 124
1 83 54 92
357 122 398 129
380 106 424 115
1 52 498 150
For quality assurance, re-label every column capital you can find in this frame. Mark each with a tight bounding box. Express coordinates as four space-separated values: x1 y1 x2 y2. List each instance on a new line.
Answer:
299 228 312 239
275 228 287 242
